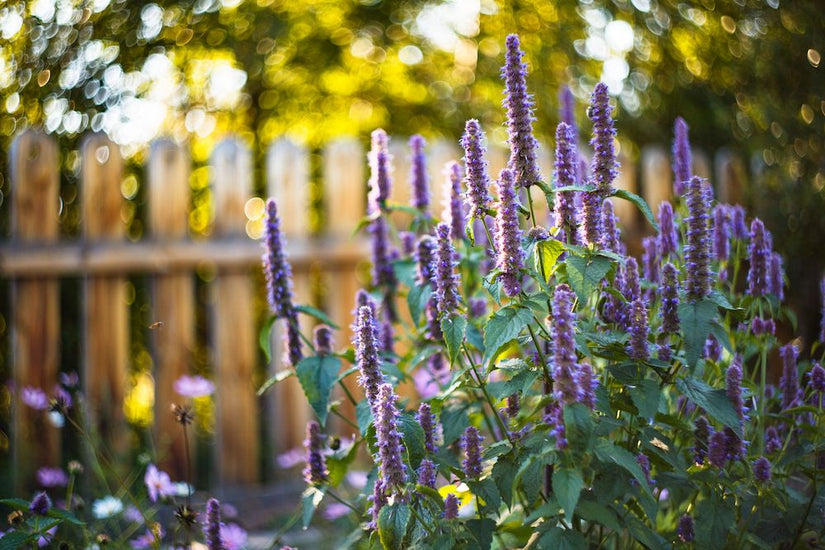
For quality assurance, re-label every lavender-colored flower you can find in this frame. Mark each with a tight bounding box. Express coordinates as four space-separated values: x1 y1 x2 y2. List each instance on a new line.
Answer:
494 169 524 296
461 119 492 220
694 416 711 465
418 458 437 489
400 231 416 256
588 82 618 195
443 493 459 519
284 311 304 367
444 161 465 240
658 342 672 362
753 457 771 482
21 386 49 410
636 453 654 485
641 237 660 284
554 122 579 240
469 297 487 318
811 363 825 393
769 252 784 300
313 325 333 356
462 426 483 479
685 176 711 300
765 426 782 454
59 371 79 388
551 284 582 404
704 335 722 362
144 464 174 502
416 236 437 285
221 523 248 550
502 34 541 189
821 276 825 342
724 427 746 462
379 314 395 356
418 402 437 454
780 344 801 409
601 199 622 253
545 400 567 449
132 528 162 549
370 215 395 289
369 478 387 528
52 385 72 410
205 498 224 550
30 492 51 515
677 514 695 543
729 205 747 238
751 316 775 337
623 257 641 303
672 117 692 196
425 298 442 341
368 129 392 213
174 375 215 398
748 218 770 297
355 305 384 411
435 223 460 316
708 430 728 468
627 298 650 361
579 362 598 410
303 421 328 485
713 205 730 262
581 190 602 247
376 384 407 491
409 135 429 215
657 202 679 259
726 357 745 425
36 467 68 488
505 393 520 419
559 85 578 139
263 199 294 318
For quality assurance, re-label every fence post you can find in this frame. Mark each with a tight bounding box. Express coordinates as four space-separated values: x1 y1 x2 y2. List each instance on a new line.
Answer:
613 152 639 232
9 130 61 491
147 139 195 480
640 145 672 217
81 133 130 462
427 140 461 222
210 138 259 485
715 149 746 205
266 138 311 456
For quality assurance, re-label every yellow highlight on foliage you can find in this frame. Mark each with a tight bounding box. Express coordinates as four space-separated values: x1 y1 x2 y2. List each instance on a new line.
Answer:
124 372 155 427
438 483 477 508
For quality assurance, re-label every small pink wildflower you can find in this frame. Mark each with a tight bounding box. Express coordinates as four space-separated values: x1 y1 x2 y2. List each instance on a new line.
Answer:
144 464 174 502
221 523 248 550
173 375 215 398
36 467 68 488
21 386 49 410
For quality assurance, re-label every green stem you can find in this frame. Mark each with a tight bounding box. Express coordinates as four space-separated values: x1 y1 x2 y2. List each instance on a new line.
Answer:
326 489 362 515
462 346 513 444
330 407 360 431
409 503 437 537
338 379 359 408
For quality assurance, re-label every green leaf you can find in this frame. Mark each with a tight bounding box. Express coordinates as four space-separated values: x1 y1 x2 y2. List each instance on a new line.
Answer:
301 486 326 529
378 503 411 550
0 498 32 510
441 315 467 366
612 188 659 231
553 467 584 521
256 368 294 396
466 518 496 550
259 315 277 363
565 254 612 303
563 403 594 453
708 290 740 311
294 304 340 329
482 305 533 365
678 299 718 368
0 531 34 550
486 368 538 400
676 377 741 434
47 507 85 526
468 478 501 516
407 284 432 326
296 355 341 427
577 500 622 532
441 405 469 445
553 184 592 193
537 527 587 550
492 452 518 508
695 496 734 548
356 400 373 436
628 379 661 419
535 239 565 282
398 413 426 468
519 457 546 504
593 439 654 499
327 439 360 487
482 272 503 306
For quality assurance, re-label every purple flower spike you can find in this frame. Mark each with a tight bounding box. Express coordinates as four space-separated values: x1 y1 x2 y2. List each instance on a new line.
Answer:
409 135 430 215
355 305 385 411
435 223 460 316
747 218 770 297
678 514 695 543
769 252 784 300
369 478 387 528
713 205 730 262
672 117 692 196
400 231 416 256
303 421 328 485
461 119 492 220
379 316 394 356
469 297 487 318
418 458 437 489
368 129 392 213
370 215 395 289
623 257 641 303
30 492 51 516
462 426 484 479
727 356 745 423
641 237 660 284
502 34 541 188
263 199 295 319
581 191 602 247
205 499 224 550
821 276 825 342
579 361 598 410
313 325 333 356
559 85 578 139
443 493 459 519
417 402 437 454
494 169 524 296
694 416 711 465
627 298 650 362
753 457 771 482
444 161 466 241
588 82 618 195
416 236 438 285
601 199 622 253
708 430 728 468
376 384 407 491
730 205 747 239
765 426 782 454
657 202 679 259
704 335 722 362
554 122 579 241
284 311 304 367
780 344 801 410
685 176 711 301
811 363 825 393
636 453 654 485
506 393 520 418
551 284 582 405
545 400 568 449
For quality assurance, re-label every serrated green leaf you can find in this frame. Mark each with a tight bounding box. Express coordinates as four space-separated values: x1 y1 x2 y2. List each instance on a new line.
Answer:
407 284 432 326
294 304 340 329
441 405 469 446
301 486 325 529
708 290 740 311
0 498 31 511
482 306 533 365
566 254 612 304
0 530 33 550
537 527 587 550
468 478 501 516
441 315 467 366
378 503 411 550
492 452 518 508
678 299 718 368
327 439 360 487
563 403 594 453
47 507 84 526
259 315 277 363
257 368 294 396
356 400 373 436
676 377 741 434
695 496 734 548
482 272 503 306
535 239 565 282
593 439 654 500
553 467 584 521
296 355 341 427
467 518 496 550
577 500 622 532
486 369 538 400
398 413 426 468
613 188 659 231
628 379 661 419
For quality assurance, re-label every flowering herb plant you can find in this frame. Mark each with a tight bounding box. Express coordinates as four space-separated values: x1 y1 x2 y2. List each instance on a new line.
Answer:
262 34 825 549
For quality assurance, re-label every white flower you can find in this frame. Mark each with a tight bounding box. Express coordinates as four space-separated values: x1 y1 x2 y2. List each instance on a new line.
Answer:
172 482 193 497
92 496 123 519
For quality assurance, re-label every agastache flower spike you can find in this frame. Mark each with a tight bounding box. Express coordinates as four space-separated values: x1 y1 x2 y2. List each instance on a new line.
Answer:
444 161 465 240
313 325 333 356
748 218 770 296
369 478 387 528
461 119 492 220
780 344 801 409
435 223 460 316
601 199 622 253
417 402 437 454
284 311 303 367
657 201 678 259
205 498 224 550
355 305 384 411
400 231 416 256
303 421 328 485
820 276 825 342
579 361 598 410
545 400 568 449
708 430 728 468
368 129 392 213
753 457 771 482
263 199 294 319
685 176 711 300
725 356 746 460
443 494 459 519
554 122 579 242
588 82 618 195
494 169 524 296
641 237 660 284
694 416 711 465
623 257 641 303
678 515 695 543
551 284 582 404
713 205 730 262
30 492 51 516
370 215 395 289
559 85 578 140
418 459 437 489
661 263 680 333
672 117 692 196
581 191 602 247
376 384 407 491
502 34 541 188
627 298 650 361
409 135 430 215
462 426 483 479
769 252 784 300
416 236 437 285
765 426 782 454
811 363 825 393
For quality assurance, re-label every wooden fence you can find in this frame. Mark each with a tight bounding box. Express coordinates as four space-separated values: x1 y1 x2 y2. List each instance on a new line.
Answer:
0 128 742 491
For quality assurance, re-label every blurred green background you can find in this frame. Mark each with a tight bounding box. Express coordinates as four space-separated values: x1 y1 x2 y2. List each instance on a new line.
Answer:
0 0 824 406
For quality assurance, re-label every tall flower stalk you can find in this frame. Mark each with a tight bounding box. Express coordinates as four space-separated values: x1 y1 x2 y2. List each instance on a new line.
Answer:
495 169 524 296
502 34 541 188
